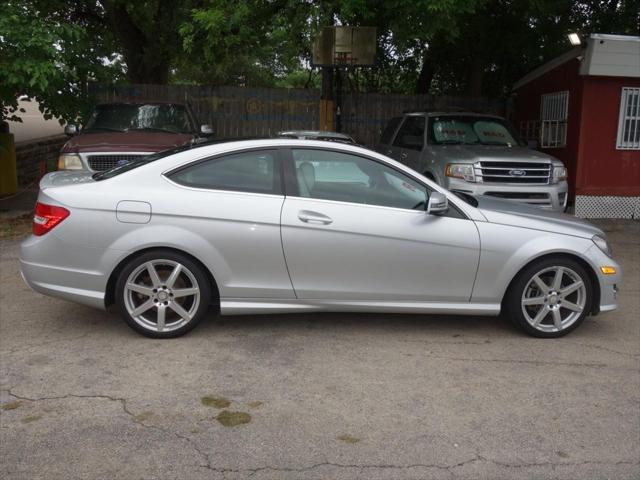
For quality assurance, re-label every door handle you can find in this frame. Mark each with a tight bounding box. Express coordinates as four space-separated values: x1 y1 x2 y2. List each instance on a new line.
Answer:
297 210 333 225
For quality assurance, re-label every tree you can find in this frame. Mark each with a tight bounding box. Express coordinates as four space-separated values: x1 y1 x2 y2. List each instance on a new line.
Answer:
0 0 122 124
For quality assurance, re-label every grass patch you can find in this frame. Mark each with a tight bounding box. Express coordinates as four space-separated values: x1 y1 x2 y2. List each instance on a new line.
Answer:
215 410 251 427
21 414 42 424
1 401 22 411
201 396 231 408
0 214 32 239
337 434 360 444
134 411 154 422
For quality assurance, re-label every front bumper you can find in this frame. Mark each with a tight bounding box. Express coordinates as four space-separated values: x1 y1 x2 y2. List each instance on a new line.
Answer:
583 244 622 314
446 178 568 212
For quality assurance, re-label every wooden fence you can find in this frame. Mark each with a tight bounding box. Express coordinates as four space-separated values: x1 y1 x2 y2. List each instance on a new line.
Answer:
89 84 508 146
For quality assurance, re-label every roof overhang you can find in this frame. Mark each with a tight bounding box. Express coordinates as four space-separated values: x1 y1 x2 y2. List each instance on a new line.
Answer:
513 48 582 90
513 34 640 91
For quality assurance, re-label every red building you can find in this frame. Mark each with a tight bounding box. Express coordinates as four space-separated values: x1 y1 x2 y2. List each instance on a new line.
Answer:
513 34 640 218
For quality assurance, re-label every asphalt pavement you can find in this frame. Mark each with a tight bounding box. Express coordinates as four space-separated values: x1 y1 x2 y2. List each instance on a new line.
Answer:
1 220 638 479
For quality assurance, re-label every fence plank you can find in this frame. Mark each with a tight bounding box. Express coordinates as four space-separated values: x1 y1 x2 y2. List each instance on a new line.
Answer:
89 84 507 146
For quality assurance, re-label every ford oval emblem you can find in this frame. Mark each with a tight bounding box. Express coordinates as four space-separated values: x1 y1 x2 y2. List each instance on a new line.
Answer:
509 169 526 176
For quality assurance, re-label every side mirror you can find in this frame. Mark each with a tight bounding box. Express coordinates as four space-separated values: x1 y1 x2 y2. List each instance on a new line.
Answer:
200 124 214 135
64 124 78 136
426 192 448 215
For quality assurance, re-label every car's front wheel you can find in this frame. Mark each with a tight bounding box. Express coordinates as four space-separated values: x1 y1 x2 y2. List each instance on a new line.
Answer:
505 257 593 338
115 250 212 338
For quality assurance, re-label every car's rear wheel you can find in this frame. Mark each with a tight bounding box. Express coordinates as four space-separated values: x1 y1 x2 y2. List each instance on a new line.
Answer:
115 251 212 338
505 257 593 338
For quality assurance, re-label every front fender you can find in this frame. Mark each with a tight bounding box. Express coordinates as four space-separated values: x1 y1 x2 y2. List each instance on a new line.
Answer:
472 222 595 304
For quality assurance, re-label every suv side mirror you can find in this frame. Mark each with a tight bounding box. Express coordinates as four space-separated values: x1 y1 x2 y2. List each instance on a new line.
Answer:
64 124 78 136
426 192 448 215
200 124 214 135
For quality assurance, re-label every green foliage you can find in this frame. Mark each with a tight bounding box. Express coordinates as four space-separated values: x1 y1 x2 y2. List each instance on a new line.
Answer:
2 0 638 125
0 0 122 124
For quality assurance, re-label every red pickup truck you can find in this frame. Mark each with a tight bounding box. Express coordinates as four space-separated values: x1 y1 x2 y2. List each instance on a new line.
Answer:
58 102 213 171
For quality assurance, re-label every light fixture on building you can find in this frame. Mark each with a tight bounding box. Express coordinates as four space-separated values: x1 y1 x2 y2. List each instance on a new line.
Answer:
568 33 581 46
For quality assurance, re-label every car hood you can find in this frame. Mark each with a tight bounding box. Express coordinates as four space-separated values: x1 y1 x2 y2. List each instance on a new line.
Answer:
61 131 194 153
474 195 604 239
431 144 562 165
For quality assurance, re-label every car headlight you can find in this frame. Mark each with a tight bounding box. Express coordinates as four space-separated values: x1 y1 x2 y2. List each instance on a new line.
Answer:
445 163 475 182
552 165 567 183
592 235 612 257
57 154 83 170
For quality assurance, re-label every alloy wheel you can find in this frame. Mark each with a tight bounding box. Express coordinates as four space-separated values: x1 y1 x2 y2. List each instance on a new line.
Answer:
521 266 587 333
123 259 201 333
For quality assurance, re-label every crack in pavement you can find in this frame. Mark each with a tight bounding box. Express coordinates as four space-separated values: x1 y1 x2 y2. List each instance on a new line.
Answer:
417 353 616 369
2 388 212 471
3 389 639 478
197 456 640 477
577 343 640 358
1 331 92 355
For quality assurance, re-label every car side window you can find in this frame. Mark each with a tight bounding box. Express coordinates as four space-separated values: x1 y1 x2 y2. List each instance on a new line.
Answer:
169 149 281 195
292 149 428 210
392 116 426 151
380 117 402 145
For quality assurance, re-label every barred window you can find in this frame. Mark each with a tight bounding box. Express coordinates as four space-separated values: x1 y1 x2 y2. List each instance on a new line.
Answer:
540 91 568 148
616 87 640 150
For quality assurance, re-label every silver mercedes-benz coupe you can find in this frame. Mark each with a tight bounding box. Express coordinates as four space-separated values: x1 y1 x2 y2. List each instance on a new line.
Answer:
20 139 621 338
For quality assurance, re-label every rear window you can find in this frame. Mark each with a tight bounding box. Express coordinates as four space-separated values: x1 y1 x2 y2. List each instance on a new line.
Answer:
168 149 280 195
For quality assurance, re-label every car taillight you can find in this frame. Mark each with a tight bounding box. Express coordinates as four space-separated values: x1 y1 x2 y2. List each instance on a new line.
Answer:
33 202 70 236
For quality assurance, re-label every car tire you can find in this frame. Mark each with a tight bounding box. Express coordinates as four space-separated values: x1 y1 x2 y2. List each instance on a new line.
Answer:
115 250 212 338
504 256 593 338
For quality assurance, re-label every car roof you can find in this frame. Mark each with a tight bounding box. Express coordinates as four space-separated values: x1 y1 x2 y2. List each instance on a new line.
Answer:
405 111 505 119
277 130 355 142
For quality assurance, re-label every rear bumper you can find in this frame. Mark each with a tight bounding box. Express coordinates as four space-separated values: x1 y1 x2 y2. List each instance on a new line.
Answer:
19 233 118 310
20 259 106 309
446 178 568 212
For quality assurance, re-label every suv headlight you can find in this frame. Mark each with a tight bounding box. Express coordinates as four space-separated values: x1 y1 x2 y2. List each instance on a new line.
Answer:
552 165 567 183
592 235 612 257
445 163 475 182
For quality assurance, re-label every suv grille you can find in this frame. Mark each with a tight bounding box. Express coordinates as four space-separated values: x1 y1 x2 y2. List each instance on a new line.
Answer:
87 154 146 171
476 161 551 184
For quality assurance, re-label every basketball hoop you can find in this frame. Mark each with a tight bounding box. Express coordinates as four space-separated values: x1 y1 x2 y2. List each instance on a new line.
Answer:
313 26 376 67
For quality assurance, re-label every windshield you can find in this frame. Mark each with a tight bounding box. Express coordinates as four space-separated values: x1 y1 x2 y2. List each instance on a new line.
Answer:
429 116 524 147
84 104 195 134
